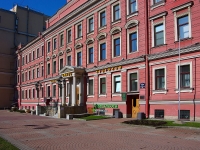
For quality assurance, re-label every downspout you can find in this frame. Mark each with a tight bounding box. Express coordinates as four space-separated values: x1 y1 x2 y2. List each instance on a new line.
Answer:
145 0 150 118
193 57 196 121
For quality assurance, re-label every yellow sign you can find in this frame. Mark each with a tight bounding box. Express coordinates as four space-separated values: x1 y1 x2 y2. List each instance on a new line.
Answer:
96 66 122 74
51 79 57 83
62 72 72 77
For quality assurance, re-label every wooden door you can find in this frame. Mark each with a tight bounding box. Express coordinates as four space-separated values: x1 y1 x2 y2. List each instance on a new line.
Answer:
132 98 140 118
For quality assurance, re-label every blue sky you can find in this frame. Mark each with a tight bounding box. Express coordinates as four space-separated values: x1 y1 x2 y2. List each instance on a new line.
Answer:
0 0 66 16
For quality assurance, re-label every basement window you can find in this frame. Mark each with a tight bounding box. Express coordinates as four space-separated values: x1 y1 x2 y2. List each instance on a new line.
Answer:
155 109 164 118
180 110 190 119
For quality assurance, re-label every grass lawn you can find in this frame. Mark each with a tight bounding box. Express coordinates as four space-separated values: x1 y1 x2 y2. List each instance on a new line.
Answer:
123 119 200 128
80 115 109 121
0 137 19 150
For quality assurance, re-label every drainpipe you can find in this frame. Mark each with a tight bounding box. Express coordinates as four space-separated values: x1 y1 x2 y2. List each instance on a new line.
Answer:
145 0 150 118
193 57 196 121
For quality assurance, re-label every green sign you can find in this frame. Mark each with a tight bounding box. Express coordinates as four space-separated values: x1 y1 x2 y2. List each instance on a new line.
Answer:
121 93 127 101
93 104 118 109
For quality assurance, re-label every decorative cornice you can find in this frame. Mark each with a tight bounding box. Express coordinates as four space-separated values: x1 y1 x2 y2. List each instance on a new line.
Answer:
149 11 168 20
46 56 51 61
148 43 200 61
74 43 83 49
125 20 139 29
66 47 72 53
86 56 145 73
96 32 107 41
85 38 94 45
58 51 64 56
110 26 121 35
171 1 193 12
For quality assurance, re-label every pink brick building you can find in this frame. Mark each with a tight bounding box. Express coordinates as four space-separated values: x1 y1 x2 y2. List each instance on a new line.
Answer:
17 0 200 120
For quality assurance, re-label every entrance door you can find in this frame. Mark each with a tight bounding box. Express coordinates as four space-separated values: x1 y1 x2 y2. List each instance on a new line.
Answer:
76 86 79 105
132 98 139 118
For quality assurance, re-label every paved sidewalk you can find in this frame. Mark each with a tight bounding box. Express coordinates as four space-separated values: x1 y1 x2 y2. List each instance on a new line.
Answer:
0 110 200 150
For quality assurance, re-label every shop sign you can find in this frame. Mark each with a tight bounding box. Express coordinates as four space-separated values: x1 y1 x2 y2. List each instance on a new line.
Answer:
140 83 145 89
93 104 118 109
51 79 57 83
62 72 72 77
96 66 122 74
121 93 127 101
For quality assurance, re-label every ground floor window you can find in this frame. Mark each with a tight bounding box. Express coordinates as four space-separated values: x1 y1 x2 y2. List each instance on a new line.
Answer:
155 109 164 118
180 110 190 119
114 75 121 93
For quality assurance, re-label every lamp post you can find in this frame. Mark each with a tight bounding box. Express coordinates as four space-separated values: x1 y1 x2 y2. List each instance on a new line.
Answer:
35 81 41 106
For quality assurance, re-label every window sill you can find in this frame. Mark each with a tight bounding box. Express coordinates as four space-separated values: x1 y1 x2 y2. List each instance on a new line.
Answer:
112 19 121 25
128 50 138 54
87 95 94 98
76 36 83 40
88 62 94 65
67 41 72 45
112 55 121 59
151 1 165 10
99 59 107 62
127 11 138 19
99 94 106 97
112 93 121 97
99 25 107 31
175 88 194 93
174 37 193 43
151 44 167 49
87 31 94 36
153 89 168 94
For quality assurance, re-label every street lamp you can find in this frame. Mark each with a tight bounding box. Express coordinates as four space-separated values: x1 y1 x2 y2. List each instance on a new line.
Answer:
35 81 41 106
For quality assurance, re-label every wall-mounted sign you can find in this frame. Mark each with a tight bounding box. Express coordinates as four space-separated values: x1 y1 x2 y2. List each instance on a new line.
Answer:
51 79 57 83
62 72 72 77
121 93 127 101
140 83 145 89
93 104 118 109
96 66 122 74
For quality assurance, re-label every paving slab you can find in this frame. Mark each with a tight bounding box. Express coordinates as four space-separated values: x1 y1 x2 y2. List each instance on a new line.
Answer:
0 110 200 150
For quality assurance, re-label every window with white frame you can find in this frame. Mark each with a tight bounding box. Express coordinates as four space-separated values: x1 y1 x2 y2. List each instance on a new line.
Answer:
128 0 137 15
129 72 138 91
33 89 35 98
53 85 56 97
177 15 189 40
77 52 82 66
22 90 24 99
32 51 35 60
154 24 164 46
88 47 94 64
53 38 57 50
129 32 137 53
67 55 71 66
113 3 120 22
67 29 72 43
47 63 50 75
88 79 94 95
41 46 44 56
28 71 31 80
29 53 31 62
59 58 63 70
153 0 163 4
155 68 165 90
77 23 82 38
53 61 56 73
47 86 50 97
99 10 106 27
100 77 106 94
100 43 106 61
178 64 191 88
32 69 35 79
47 41 51 53
113 37 120 57
41 66 44 77
29 89 31 98
22 56 24 65
37 68 39 78
113 75 121 93
88 17 94 33
37 48 39 58
60 34 64 47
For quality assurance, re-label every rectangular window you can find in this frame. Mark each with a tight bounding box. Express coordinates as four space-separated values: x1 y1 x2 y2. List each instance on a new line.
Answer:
130 73 138 91
88 18 94 33
178 15 189 40
77 24 82 38
22 90 24 99
67 55 71 66
88 79 94 95
100 78 106 94
47 41 51 53
22 57 24 65
32 69 35 79
129 32 137 52
33 51 35 60
179 65 190 88
60 58 63 70
114 38 120 57
47 63 50 75
155 68 165 90
29 89 31 98
53 85 56 97
60 34 64 47
153 0 162 4
41 46 44 56
22 73 24 82
114 76 121 93
47 86 50 97
67 29 72 43
88 47 94 64
37 48 39 58
155 109 164 118
77 52 82 66
29 53 31 62
33 89 35 98
66 83 70 97
41 87 44 98
113 4 120 21
180 110 190 119
154 24 164 46
28 71 31 80
129 0 137 14
37 68 39 78
41 66 44 77
25 55 27 64
53 61 56 73
100 43 106 60
53 38 57 50
100 11 106 27
25 72 27 81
